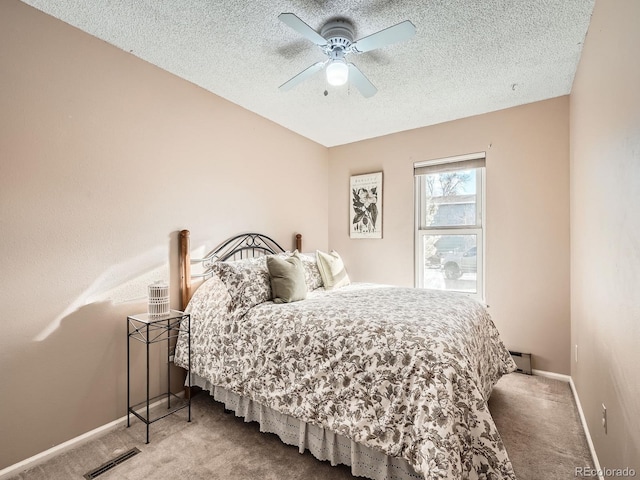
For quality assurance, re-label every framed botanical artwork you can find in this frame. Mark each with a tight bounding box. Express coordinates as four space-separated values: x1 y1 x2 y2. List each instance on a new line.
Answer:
350 172 383 239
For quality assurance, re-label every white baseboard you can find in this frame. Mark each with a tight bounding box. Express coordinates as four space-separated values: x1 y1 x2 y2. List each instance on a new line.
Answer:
569 377 604 480
0 394 184 479
532 368 571 382
0 416 126 480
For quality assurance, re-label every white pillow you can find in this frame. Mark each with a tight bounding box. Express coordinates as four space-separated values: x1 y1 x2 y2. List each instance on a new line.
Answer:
316 250 351 290
298 252 324 290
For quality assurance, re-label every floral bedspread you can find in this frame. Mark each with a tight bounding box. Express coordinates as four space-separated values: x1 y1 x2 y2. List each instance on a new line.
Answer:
175 281 517 480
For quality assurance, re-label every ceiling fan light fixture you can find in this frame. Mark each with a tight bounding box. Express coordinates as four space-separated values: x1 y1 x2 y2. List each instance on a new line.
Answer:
326 59 349 86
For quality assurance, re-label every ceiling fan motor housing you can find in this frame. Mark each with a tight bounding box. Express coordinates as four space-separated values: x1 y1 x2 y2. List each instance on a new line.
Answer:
321 19 354 57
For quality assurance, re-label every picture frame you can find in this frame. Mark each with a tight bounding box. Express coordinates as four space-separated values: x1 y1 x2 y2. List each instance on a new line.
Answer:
350 172 383 239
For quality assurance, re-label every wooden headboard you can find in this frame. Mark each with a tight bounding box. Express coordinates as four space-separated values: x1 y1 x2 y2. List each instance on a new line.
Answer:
179 230 302 309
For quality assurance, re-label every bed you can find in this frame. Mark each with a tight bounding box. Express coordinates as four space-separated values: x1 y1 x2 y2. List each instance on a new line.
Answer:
174 230 517 480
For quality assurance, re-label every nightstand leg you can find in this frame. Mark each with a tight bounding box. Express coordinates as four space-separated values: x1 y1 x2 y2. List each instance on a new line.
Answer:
167 317 171 409
146 323 150 444
127 326 130 428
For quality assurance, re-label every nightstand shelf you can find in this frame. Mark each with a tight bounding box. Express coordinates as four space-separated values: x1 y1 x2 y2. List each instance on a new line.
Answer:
127 310 191 443
128 393 189 424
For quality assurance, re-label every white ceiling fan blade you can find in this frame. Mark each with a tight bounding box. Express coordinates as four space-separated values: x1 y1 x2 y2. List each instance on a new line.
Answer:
279 61 326 91
348 63 377 98
351 20 416 53
278 13 328 47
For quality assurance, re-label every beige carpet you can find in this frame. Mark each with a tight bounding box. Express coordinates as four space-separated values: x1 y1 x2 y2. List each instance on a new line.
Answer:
488 373 594 479
9 373 594 480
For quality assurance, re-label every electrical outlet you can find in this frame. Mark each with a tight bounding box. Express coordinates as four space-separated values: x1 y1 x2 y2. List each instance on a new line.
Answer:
601 403 607 434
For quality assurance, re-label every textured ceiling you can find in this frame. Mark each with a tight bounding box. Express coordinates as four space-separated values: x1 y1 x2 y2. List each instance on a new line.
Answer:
22 0 595 147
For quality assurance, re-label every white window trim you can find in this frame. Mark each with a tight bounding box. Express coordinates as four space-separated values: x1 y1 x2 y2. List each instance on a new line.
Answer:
414 158 486 302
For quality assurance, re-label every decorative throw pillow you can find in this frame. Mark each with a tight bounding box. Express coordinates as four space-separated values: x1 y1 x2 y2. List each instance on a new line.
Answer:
212 256 271 315
316 250 351 290
267 253 308 303
298 252 324 291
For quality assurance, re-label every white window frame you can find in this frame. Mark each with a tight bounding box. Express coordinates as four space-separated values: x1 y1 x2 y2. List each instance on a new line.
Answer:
414 153 486 301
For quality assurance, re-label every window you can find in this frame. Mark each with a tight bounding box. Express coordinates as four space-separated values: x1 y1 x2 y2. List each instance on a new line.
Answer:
414 153 485 300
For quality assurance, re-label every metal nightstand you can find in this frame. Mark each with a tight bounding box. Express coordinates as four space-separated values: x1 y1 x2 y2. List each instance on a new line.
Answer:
127 310 191 443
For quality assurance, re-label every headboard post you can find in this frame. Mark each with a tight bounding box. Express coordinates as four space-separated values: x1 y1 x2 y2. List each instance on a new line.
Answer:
179 230 191 310
296 234 302 252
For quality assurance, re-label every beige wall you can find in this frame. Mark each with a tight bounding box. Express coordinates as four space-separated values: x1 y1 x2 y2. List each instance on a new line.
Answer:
570 0 640 472
0 1 328 469
328 97 571 375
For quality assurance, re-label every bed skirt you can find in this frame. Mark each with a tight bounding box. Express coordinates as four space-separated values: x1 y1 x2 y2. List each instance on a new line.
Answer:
191 374 423 480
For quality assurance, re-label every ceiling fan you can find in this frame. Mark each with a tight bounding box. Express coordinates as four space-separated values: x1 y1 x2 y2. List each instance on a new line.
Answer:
278 13 416 98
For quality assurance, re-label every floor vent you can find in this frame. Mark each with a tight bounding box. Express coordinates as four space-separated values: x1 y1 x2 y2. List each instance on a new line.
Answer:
83 447 141 479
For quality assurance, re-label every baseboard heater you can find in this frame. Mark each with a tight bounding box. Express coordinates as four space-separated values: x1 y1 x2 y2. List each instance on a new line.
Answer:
509 351 532 375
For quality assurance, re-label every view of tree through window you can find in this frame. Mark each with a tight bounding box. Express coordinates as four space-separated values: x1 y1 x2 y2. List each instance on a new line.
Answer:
415 158 484 299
